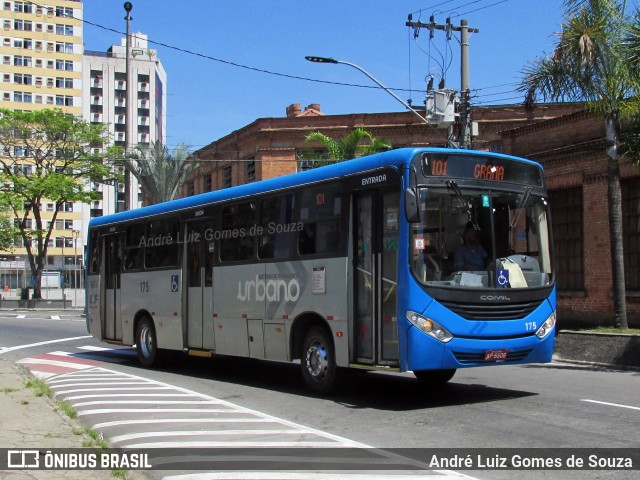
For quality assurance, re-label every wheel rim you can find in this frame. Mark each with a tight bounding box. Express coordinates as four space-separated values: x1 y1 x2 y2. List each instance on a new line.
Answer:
140 323 154 358
305 340 328 379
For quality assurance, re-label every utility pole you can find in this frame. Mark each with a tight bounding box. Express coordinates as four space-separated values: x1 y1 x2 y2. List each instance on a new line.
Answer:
406 16 479 148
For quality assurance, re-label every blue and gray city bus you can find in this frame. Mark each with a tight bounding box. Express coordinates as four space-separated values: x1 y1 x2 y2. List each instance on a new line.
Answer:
86 147 556 393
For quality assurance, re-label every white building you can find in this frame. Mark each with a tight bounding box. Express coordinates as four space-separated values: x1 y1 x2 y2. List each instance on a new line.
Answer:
82 32 167 221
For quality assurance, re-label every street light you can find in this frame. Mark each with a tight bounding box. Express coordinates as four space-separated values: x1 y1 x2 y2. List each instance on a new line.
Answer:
305 55 433 127
123 2 133 212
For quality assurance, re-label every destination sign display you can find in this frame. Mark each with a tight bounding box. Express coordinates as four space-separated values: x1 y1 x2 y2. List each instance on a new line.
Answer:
420 154 543 186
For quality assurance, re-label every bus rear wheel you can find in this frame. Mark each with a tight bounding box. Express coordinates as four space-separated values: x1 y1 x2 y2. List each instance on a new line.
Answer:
413 368 456 385
301 327 336 395
136 317 158 368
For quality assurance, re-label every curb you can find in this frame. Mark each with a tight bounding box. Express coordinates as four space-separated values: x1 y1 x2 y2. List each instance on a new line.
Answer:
554 330 640 369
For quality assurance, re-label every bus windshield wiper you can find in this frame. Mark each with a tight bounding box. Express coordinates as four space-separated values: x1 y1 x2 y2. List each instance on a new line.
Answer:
446 180 468 210
510 186 532 229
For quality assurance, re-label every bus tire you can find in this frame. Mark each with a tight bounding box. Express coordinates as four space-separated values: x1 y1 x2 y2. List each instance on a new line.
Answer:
413 368 456 385
301 326 336 395
136 317 158 368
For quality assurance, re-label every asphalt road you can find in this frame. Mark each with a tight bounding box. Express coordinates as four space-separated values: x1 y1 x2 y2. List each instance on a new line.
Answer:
1 309 638 480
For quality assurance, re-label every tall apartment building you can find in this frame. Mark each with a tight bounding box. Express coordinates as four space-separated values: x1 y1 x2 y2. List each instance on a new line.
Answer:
0 0 84 292
82 32 167 218
0 1 167 298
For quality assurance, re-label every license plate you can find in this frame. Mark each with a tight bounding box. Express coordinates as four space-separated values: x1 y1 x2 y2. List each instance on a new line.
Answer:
484 349 509 361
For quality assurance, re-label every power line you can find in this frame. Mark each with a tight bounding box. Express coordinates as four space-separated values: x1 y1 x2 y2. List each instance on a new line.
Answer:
450 0 510 18
80 17 425 95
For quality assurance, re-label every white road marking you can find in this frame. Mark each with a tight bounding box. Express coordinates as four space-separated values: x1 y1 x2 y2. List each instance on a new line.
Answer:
0 335 91 354
21 354 478 479
163 474 472 480
109 429 309 444
17 358 96 370
65 393 194 401
77 408 249 416
92 418 273 429
72 400 224 407
581 398 640 411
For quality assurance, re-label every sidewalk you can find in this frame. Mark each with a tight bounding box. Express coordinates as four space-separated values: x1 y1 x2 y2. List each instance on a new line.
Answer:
0 358 147 480
1 287 85 310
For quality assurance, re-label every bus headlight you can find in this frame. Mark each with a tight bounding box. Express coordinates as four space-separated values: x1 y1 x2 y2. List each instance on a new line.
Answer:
535 311 556 339
407 311 453 343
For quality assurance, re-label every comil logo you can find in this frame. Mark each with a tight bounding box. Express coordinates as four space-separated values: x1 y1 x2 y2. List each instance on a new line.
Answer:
237 274 301 303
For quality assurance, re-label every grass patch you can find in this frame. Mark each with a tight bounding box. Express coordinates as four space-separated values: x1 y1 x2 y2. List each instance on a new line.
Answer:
55 399 77 419
81 427 109 449
1 387 18 394
24 378 52 398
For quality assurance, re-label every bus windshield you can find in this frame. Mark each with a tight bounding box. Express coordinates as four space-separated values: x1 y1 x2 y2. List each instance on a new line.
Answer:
410 185 552 289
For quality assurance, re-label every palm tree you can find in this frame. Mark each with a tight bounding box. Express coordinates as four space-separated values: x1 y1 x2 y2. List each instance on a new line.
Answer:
122 141 200 205
301 128 391 169
519 0 640 328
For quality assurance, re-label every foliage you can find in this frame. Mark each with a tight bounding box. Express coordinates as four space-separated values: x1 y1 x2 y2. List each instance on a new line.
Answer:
0 198 19 252
521 0 640 157
518 0 640 328
301 128 391 169
0 108 119 299
120 140 200 204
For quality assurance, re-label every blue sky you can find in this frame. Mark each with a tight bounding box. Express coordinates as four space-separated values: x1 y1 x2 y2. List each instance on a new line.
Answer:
83 1 566 151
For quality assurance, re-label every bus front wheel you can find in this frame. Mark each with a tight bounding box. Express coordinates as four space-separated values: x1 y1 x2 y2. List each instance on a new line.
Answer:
413 368 456 385
301 327 336 394
136 317 158 368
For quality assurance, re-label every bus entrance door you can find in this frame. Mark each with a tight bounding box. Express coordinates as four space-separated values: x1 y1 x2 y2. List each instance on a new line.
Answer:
185 224 214 350
353 190 399 366
102 234 123 341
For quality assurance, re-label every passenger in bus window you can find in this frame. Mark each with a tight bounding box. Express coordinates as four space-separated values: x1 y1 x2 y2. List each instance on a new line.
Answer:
453 222 488 271
299 223 316 255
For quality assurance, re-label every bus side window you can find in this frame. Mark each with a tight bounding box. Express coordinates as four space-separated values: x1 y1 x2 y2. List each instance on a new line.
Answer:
297 183 343 256
145 218 180 268
259 194 294 260
125 223 145 270
89 236 101 274
220 203 256 262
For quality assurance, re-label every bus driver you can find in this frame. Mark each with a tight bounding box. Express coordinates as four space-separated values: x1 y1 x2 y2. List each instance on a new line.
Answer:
453 222 488 271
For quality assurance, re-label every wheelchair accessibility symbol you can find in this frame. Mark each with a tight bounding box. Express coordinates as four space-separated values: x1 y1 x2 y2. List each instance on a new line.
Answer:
170 275 179 292
497 269 510 287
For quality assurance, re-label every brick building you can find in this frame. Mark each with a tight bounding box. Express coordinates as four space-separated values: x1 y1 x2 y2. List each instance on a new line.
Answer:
187 102 640 328
500 109 640 328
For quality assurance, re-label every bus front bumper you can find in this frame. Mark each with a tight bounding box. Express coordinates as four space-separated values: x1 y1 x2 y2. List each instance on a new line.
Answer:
405 324 556 371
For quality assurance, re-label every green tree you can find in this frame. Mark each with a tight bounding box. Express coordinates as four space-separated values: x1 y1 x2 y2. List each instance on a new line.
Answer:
121 141 200 204
0 206 19 252
0 109 118 299
301 128 391 169
519 0 640 329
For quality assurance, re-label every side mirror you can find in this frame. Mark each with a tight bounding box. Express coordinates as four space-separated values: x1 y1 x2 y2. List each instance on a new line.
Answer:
405 188 420 223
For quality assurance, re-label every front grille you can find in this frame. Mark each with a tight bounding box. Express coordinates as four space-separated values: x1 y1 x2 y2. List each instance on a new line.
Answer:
440 299 540 320
453 348 533 365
